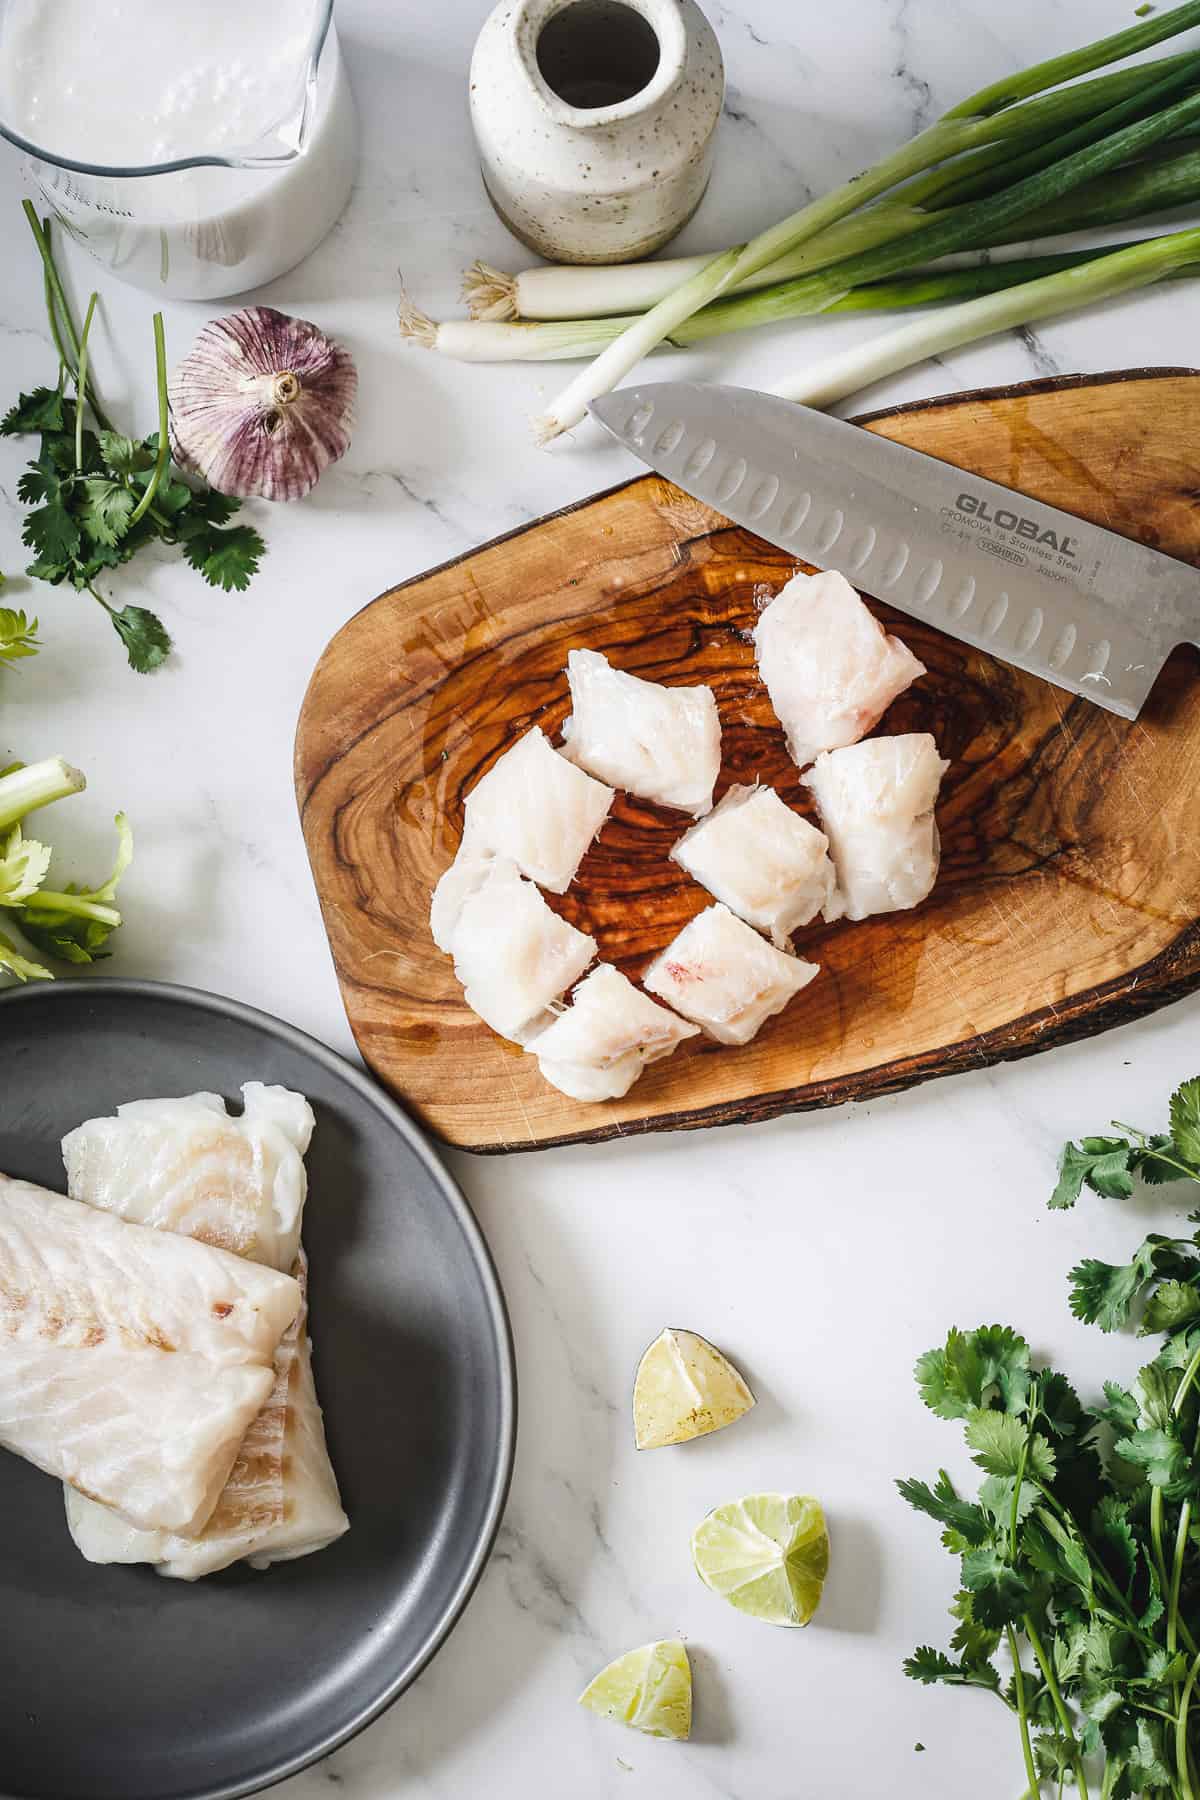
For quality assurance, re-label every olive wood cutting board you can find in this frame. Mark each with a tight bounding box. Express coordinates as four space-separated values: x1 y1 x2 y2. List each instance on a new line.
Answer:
295 369 1200 1153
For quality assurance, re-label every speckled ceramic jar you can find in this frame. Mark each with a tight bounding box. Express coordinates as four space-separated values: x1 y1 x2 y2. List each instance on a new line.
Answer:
469 0 724 265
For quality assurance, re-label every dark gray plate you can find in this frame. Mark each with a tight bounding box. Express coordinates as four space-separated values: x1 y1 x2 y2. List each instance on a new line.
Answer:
0 980 516 1800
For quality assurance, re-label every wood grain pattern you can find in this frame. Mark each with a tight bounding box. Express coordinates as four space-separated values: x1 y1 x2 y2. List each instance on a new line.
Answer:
295 370 1200 1152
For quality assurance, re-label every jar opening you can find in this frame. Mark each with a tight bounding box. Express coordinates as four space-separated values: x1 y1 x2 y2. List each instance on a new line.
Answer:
536 1 661 111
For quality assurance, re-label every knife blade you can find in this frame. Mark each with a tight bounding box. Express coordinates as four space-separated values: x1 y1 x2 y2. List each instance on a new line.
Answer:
589 381 1200 719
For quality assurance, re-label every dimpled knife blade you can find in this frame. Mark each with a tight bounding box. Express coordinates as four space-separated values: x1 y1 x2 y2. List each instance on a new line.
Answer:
589 381 1200 719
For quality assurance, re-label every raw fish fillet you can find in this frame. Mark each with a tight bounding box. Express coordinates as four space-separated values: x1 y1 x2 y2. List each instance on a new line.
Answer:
754 571 925 768
65 1254 348 1578
0 1174 299 1534
670 784 843 948
560 648 721 815
457 727 614 893
528 963 699 1101
62 1083 312 1271
64 1291 301 1572
804 733 948 921
643 904 819 1046
62 1086 347 1577
446 857 596 1042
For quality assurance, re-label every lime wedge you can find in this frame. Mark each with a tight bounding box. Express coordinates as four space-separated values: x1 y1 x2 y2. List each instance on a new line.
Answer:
691 1493 828 1626
633 1327 755 1449
578 1638 692 1740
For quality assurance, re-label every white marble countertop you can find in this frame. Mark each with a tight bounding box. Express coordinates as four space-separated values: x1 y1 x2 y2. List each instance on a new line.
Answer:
3 1 1200 1794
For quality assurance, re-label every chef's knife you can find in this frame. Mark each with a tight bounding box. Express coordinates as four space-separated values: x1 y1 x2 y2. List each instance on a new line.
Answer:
589 381 1200 719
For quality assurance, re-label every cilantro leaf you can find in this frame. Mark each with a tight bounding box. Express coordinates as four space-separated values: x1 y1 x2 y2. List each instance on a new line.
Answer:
1 387 66 435
22 498 80 565
915 1326 1030 1420
1052 1136 1138 1208
1091 1496 1138 1593
896 1471 990 1549
1170 1078 1200 1167
109 606 171 673
17 464 59 506
187 486 242 526
77 478 135 548
1114 1426 1193 1497
1023 1514 1093 1599
97 430 154 475
1034 1733 1076 1780
1132 1134 1185 1184
902 1645 1001 1692
965 1409 1056 1482
948 1589 1001 1663
1140 1278 1200 1337
1095 1381 1141 1436
961 1545 1031 1627
978 1473 1039 1531
179 519 265 592
1067 1237 1191 1332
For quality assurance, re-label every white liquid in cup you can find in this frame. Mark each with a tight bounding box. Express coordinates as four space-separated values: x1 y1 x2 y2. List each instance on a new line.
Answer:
0 0 357 298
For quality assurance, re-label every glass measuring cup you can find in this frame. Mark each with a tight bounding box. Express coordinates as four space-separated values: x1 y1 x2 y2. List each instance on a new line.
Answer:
0 0 357 299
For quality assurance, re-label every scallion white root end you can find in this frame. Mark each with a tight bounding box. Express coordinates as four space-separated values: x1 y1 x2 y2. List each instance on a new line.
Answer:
462 261 518 322
397 291 439 348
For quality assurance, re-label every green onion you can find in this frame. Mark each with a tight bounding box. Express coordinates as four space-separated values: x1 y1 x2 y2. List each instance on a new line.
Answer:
413 134 1200 364
533 0 1200 439
771 226 1200 409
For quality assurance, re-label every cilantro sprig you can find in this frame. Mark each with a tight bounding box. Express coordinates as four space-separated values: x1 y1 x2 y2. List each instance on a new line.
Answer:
1051 1076 1200 1209
1 205 265 671
903 1074 1200 1798
901 1317 1200 1798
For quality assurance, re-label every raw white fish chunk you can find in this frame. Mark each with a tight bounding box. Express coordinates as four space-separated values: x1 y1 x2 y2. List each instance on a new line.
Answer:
804 733 948 920
0 1174 299 1535
529 963 700 1102
560 648 721 815
62 1083 313 1272
754 570 926 768
670 784 843 948
643 904 819 1046
430 844 495 953
461 726 614 892
449 858 596 1041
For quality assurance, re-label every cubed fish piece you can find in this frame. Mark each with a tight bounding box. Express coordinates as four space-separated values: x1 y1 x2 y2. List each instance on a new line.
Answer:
449 858 596 1041
804 733 948 921
458 725 614 892
560 648 721 815
754 570 925 768
529 963 700 1102
643 904 819 1046
670 784 843 948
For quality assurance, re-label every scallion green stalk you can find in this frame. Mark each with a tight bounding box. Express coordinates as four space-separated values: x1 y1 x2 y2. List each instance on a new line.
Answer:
534 0 1200 439
771 226 1200 409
